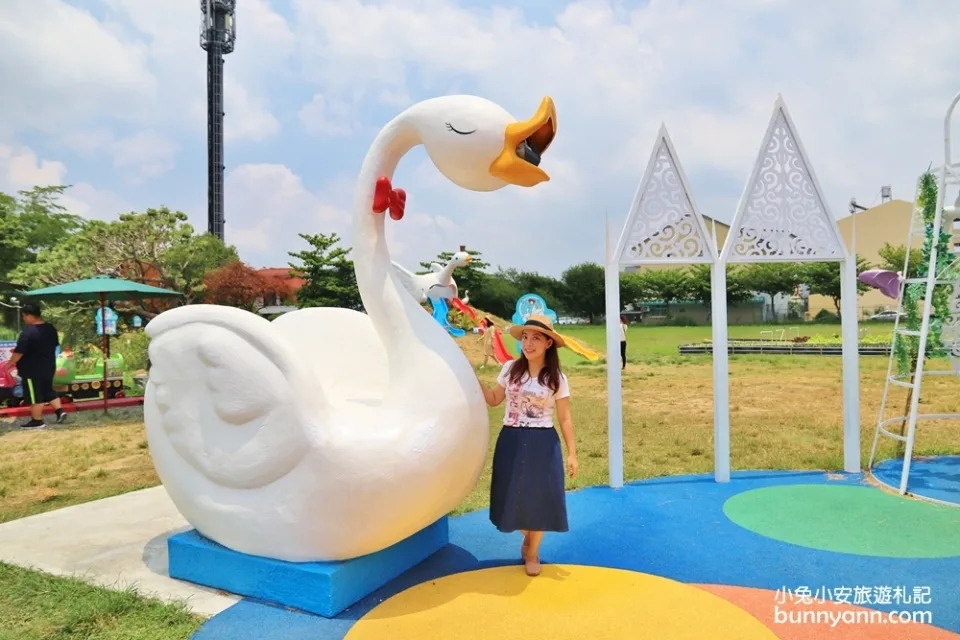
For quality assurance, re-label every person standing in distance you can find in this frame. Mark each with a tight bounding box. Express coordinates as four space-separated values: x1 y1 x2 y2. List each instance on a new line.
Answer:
476 317 496 369
2 303 66 429
619 315 628 370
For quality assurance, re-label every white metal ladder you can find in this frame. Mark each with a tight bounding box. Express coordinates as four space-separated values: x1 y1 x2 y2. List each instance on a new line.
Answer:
868 90 960 495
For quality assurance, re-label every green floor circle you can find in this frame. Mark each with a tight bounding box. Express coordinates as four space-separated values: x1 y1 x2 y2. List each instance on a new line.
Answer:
723 484 960 558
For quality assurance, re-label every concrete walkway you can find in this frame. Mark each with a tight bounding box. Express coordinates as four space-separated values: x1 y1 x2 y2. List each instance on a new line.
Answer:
0 486 238 617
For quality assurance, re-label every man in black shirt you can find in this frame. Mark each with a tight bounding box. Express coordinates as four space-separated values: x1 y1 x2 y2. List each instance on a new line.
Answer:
1 303 66 429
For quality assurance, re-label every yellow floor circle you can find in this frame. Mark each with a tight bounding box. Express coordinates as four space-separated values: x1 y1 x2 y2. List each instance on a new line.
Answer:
344 565 780 640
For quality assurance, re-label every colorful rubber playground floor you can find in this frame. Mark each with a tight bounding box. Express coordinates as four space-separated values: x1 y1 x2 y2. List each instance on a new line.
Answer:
192 457 960 640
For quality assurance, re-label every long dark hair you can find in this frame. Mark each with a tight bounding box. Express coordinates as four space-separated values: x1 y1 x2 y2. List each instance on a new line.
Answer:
507 341 562 393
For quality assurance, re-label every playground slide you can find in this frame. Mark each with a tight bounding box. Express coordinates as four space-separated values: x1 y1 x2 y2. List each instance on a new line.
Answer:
428 297 466 337
558 333 602 362
450 297 476 320
491 328 514 364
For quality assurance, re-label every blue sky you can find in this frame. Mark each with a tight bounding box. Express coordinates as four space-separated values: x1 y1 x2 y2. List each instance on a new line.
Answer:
1 0 958 278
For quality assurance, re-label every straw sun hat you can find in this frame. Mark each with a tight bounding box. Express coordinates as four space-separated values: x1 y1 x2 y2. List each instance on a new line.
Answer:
508 314 566 348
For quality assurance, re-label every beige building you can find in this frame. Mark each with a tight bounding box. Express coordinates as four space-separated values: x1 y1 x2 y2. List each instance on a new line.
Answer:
807 199 913 319
625 201 914 322
703 201 915 320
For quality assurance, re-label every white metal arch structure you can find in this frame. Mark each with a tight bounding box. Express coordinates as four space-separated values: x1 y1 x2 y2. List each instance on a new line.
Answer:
605 124 721 487
718 95 861 475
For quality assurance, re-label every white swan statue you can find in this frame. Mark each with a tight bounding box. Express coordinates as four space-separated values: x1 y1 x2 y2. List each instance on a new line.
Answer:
143 95 557 562
392 247 473 302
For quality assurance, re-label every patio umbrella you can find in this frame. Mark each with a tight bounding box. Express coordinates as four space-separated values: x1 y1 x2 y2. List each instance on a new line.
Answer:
20 275 183 413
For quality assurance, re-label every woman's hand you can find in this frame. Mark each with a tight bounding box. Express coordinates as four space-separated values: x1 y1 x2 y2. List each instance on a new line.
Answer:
566 453 578 478
478 380 505 407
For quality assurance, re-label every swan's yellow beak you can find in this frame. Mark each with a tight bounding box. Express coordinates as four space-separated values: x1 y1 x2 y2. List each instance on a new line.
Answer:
489 96 557 187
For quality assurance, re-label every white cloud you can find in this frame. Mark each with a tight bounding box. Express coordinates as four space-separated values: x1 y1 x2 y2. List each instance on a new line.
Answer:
224 78 282 143
59 183 133 222
60 130 117 156
385 210 466 269
58 128 180 183
298 93 358 137
111 130 180 182
0 0 156 137
0 145 67 188
0 144 132 221
286 0 959 277
2 0 959 280
0 0 292 144
224 163 351 267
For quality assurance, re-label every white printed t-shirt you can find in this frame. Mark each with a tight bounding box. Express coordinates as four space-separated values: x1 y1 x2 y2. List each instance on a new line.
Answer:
497 362 570 428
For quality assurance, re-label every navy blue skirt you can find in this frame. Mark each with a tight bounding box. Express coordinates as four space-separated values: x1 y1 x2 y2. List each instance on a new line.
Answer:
489 425 568 533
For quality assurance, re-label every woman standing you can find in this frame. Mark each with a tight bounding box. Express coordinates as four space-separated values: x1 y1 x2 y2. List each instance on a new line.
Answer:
476 317 496 369
477 314 578 577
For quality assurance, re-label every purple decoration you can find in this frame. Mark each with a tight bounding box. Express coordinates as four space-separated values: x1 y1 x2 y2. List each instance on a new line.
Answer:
858 269 902 299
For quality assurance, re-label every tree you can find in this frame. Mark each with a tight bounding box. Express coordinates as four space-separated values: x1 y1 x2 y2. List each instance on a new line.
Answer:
877 243 923 278
561 262 605 322
497 268 567 313
469 272 523 319
12 208 237 308
418 247 491 299
619 271 645 308
803 257 871 317
0 185 85 281
288 232 363 310
739 263 803 313
16 186 85 251
636 268 691 315
204 262 283 311
684 264 754 307
11 207 238 346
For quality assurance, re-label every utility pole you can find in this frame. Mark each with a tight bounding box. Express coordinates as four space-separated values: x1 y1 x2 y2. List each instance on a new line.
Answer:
200 0 236 242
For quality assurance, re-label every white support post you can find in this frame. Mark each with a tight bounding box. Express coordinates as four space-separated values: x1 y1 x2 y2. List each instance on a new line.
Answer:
710 264 730 482
605 217 624 489
839 258 861 473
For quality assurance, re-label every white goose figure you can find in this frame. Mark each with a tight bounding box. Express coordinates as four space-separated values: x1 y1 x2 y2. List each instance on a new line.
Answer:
143 95 557 562
392 248 473 302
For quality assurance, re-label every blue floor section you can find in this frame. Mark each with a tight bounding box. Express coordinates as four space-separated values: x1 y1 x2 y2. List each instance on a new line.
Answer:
873 455 960 506
191 469 960 640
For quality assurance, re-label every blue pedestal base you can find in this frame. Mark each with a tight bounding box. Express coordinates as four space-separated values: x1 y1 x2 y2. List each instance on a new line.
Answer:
167 518 449 618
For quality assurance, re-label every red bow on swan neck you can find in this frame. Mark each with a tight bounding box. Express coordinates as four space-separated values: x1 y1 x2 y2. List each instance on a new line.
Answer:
372 177 406 220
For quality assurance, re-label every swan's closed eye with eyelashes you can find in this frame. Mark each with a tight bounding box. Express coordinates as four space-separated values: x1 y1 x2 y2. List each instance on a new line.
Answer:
445 122 476 135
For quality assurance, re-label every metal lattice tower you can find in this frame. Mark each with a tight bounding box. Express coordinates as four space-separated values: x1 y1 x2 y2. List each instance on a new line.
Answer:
868 90 960 498
200 0 236 242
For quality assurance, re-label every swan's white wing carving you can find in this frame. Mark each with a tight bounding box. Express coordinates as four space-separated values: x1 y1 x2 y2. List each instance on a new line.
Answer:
145 305 323 490
390 260 427 302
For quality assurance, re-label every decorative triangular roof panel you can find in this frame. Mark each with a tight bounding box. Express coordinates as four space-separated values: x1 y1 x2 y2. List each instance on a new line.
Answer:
721 96 848 263
615 124 717 265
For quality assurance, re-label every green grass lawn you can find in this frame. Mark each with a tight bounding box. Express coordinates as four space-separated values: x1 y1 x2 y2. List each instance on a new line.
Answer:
498 321 895 364
0 563 202 640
